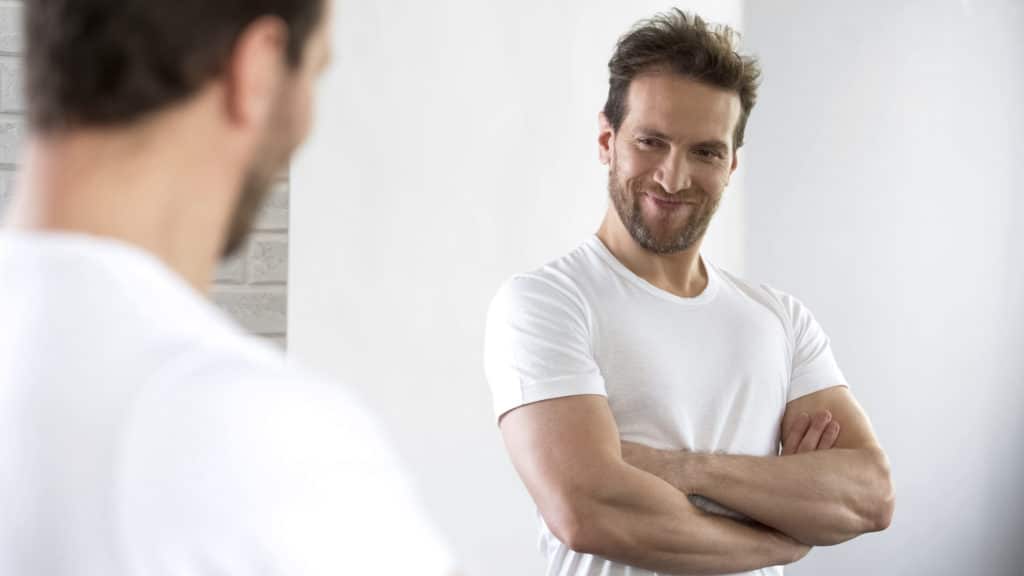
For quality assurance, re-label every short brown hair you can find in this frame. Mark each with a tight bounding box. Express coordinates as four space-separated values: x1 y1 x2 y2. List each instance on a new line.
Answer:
603 9 761 149
25 0 326 133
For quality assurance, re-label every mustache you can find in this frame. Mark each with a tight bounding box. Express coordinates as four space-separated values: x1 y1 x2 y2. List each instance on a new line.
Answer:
630 181 704 204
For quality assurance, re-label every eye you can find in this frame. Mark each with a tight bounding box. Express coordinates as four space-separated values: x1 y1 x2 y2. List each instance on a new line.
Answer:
637 137 664 150
694 148 724 161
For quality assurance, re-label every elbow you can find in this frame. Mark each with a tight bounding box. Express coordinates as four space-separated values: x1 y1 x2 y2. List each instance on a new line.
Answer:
543 492 612 556
869 479 895 533
861 447 896 533
821 448 895 545
873 496 895 532
549 515 593 554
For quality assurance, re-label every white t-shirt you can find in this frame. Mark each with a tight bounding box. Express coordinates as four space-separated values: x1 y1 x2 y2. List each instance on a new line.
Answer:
0 231 455 576
485 236 847 576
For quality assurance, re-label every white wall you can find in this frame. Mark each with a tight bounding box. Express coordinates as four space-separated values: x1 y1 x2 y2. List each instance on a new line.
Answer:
744 0 1024 574
0 0 26 219
289 1 742 574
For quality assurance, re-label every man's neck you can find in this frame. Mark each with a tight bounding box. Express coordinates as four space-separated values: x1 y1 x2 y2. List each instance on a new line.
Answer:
5 127 238 295
596 205 708 299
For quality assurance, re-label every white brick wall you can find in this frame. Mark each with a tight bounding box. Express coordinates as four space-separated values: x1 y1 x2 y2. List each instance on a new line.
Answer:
0 169 13 214
211 178 291 346
0 0 24 219
0 4 24 55
0 56 23 113
0 0 289 348
0 118 23 165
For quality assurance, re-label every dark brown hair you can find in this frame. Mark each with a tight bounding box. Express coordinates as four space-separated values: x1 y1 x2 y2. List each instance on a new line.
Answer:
603 9 761 149
25 0 325 133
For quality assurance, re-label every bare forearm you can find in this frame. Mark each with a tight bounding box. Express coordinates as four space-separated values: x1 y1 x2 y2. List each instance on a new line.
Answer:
687 448 894 545
559 463 808 574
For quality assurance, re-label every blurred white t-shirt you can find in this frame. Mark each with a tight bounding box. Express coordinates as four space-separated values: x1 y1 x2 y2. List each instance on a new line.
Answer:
485 235 847 576
0 231 455 576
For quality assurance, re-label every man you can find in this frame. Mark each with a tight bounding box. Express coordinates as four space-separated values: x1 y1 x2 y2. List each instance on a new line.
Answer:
485 10 894 575
0 1 455 574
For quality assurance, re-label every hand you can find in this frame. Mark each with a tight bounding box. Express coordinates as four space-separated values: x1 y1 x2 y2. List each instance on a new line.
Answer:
781 410 840 455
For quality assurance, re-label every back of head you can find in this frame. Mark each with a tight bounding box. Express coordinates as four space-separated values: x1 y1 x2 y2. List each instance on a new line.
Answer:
603 9 761 148
18 0 331 269
25 0 325 134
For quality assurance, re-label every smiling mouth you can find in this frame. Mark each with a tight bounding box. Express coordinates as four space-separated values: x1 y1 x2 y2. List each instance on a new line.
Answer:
644 192 696 207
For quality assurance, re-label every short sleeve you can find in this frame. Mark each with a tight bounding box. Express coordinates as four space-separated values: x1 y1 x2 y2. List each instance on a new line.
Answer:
767 288 849 402
484 275 607 422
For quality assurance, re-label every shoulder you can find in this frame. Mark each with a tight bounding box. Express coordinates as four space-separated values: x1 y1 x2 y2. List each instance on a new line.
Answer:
123 339 406 522
119 351 452 573
138 338 384 456
489 241 602 323
715 267 807 316
712 266 821 338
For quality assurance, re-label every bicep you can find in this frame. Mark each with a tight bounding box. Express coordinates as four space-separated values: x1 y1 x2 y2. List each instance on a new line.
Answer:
485 277 605 421
499 395 622 523
782 385 881 450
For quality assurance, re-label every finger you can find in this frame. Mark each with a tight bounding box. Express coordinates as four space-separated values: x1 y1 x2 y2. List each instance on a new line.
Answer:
797 410 832 453
817 420 841 450
781 412 811 455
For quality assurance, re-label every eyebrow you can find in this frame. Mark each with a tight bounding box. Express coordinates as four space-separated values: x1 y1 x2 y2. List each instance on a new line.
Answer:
694 140 730 153
633 127 672 141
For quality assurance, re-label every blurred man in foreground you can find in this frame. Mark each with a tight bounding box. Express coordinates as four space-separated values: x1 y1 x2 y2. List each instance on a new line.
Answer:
0 1 456 573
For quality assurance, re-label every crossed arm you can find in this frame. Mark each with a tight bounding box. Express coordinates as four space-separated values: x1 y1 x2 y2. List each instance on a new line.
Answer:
500 395 811 574
501 385 894 572
622 385 895 546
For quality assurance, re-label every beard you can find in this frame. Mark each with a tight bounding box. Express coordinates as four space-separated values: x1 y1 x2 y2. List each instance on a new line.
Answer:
221 166 277 259
221 92 301 259
608 163 721 255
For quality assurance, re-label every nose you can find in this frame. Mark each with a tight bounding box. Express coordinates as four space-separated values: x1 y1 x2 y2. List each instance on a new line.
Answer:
653 151 692 195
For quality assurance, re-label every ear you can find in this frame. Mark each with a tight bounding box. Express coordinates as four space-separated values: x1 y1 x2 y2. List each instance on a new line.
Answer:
223 16 289 131
598 112 615 166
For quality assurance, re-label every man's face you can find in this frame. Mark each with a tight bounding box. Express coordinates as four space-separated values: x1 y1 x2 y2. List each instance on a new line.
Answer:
602 71 740 255
223 2 334 258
